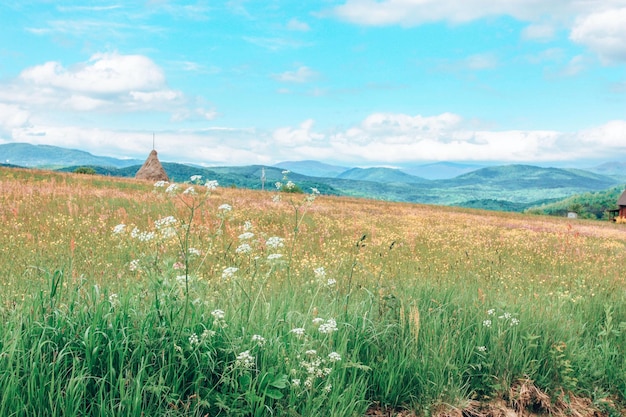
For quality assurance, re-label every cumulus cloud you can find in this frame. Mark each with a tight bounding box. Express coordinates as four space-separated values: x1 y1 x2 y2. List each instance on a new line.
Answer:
570 8 626 63
0 52 189 115
287 18 310 31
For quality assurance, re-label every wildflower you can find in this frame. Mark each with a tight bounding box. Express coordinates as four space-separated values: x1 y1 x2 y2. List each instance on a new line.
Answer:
290 328 305 338
176 275 187 286
314 267 326 279
319 318 338 334
304 377 313 388
154 180 168 187
266 236 284 249
108 293 119 306
477 346 487 352
510 318 520 326
202 329 216 339
291 379 301 387
285 180 296 190
173 261 185 270
155 216 177 229
222 266 238 280
205 179 218 190
311 187 320 195
487 309 495 315
251 334 266 346
305 349 317 356
483 320 492 327
129 259 140 271
165 183 179 194
112 224 126 235
235 350 255 369
272 194 281 203
312 317 324 326
238 232 255 240
236 243 252 254
322 367 332 376
190 175 202 182
282 170 290 175
323 384 332 394
275 181 282 190
326 278 337 287
189 333 199 346
243 220 253 231
218 203 232 212
268 253 283 261
188 247 201 256
183 186 196 195
328 352 342 362
499 312 512 320
211 309 225 320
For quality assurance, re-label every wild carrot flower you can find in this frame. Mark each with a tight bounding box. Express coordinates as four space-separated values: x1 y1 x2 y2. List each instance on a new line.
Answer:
205 179 218 190
112 224 126 235
290 328 305 338
183 186 196 195
236 243 252 254
129 259 140 271
243 220 253 231
477 346 487 352
268 253 283 261
251 334 266 346
238 232 255 240
165 183 179 194
291 379 301 387
211 309 225 320
189 333 199 346
154 180 168 187
487 309 495 315
266 236 284 249
510 318 520 326
312 317 324 326
108 293 119 306
305 349 317 356
235 350 255 369
188 247 201 256
326 278 337 287
222 267 238 279
323 384 332 394
218 203 232 212
318 319 338 334
202 329 216 339
483 320 492 327
190 175 202 182
314 267 326 279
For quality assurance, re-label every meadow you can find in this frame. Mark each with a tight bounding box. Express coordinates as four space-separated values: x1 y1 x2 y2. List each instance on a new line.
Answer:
0 166 625 417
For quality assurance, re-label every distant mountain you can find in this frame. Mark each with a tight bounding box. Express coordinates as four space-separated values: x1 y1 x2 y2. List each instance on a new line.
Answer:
0 143 142 168
588 161 626 179
336 167 428 184
274 160 348 178
401 162 484 180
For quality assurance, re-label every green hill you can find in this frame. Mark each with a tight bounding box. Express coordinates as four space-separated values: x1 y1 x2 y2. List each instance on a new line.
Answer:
0 143 141 168
525 185 625 219
336 167 428 184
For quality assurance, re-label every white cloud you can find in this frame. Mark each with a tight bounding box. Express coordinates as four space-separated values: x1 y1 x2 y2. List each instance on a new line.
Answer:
273 119 323 146
328 0 626 63
0 52 188 114
287 18 311 31
272 66 318 83
570 8 626 63
0 104 31 131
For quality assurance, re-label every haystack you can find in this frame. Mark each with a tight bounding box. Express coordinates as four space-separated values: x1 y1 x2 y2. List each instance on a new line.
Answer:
135 150 169 181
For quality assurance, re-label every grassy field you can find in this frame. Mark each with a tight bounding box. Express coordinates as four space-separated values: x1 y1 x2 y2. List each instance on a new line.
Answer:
1 167 625 417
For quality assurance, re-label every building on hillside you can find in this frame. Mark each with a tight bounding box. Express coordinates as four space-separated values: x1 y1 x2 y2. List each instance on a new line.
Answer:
608 189 626 221
135 149 169 182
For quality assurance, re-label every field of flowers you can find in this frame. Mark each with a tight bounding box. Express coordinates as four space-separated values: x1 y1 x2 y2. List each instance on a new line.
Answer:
0 166 625 417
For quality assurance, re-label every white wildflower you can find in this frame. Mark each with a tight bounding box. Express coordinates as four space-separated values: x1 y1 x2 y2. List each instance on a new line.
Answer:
314 267 326 279
188 247 201 256
238 232 255 240
189 333 199 346
290 328 305 338
211 309 225 320
477 346 487 352
218 203 232 212
312 317 324 326
282 170 290 175
266 236 284 249
323 384 332 394
155 216 177 229
319 318 338 334
251 334 266 346
305 349 317 356
222 266 238 280
165 183 179 194
112 224 126 235
243 220 253 231
483 319 492 328
190 175 202 182
328 352 342 362
499 312 512 320
108 293 119 306
176 275 187 286
272 194 281 203
510 318 520 326
205 179 218 190
154 180 168 188
268 253 283 261
129 259 140 271
183 186 196 195
291 379 301 387
326 278 337 287
236 243 252 254
487 309 495 315
202 329 216 340
235 350 255 369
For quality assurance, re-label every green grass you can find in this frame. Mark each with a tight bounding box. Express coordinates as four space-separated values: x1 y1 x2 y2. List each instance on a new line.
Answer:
1 167 626 416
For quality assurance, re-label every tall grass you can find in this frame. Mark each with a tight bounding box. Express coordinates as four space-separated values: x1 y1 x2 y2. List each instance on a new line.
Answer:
0 167 625 416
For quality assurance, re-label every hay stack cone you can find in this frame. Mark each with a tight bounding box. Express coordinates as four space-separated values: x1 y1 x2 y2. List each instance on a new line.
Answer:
135 150 169 181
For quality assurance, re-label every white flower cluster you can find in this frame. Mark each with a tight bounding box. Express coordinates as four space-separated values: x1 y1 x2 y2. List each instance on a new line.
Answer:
112 224 126 235
318 318 338 334
236 243 252 254
294 350 342 392
484 308 520 327
222 266 238 280
211 309 227 328
251 334 266 346
235 350 256 370
131 227 155 242
205 180 218 190
266 236 284 249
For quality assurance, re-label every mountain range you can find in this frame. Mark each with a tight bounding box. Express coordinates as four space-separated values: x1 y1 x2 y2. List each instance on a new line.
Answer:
1 142 624 212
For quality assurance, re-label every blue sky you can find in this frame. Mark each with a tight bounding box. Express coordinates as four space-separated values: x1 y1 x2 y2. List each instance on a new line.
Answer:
0 0 625 167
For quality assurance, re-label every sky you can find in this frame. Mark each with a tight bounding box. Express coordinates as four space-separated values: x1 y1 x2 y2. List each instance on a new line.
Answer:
0 0 625 168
